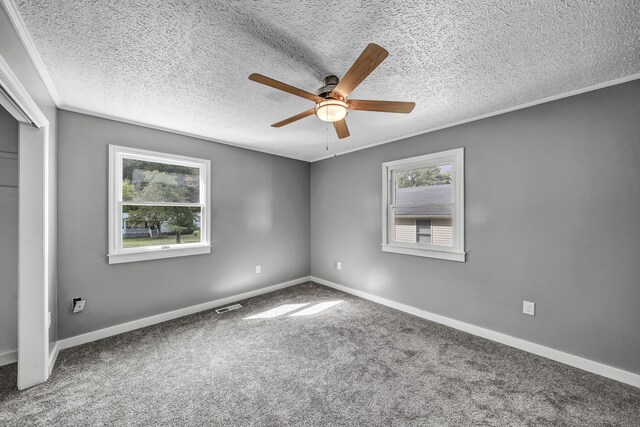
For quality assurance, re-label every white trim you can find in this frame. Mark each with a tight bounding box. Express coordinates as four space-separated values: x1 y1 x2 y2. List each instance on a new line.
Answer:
0 53 48 127
18 124 51 389
382 148 465 262
108 145 212 264
311 73 640 162
0 0 62 106
63 74 640 164
62 106 310 162
0 44 293 169
0 350 17 366
48 341 59 375
381 244 466 261
2 0 637 166
64 73 640 165
310 276 640 388
312 276 422 317
1 41 52 389
111 144 211 167
57 276 311 351
108 245 211 264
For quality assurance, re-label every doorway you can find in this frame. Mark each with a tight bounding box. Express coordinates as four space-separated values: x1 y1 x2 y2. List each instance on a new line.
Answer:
0 53 53 390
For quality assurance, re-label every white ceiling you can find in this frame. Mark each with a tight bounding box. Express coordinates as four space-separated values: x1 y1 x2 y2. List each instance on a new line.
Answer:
12 0 640 161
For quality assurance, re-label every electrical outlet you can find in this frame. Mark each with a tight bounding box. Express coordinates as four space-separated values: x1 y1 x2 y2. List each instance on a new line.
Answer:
72 298 86 314
523 300 535 316
255 265 261 274
335 261 342 270
47 312 51 329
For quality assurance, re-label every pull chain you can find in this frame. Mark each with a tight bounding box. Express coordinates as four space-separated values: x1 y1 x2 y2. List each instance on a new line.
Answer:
326 122 329 151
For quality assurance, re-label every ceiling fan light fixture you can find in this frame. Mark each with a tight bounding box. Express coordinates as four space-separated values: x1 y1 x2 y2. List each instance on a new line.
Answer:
315 99 348 122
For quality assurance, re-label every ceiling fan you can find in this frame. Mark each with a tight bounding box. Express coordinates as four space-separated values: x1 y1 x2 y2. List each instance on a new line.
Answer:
249 43 415 139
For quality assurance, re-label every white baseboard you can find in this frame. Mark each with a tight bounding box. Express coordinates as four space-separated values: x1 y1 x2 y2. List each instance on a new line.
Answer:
57 276 311 352
0 349 17 366
0 344 58 376
48 341 59 375
311 276 640 389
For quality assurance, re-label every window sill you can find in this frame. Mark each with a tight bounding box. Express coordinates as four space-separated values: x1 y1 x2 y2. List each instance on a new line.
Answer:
381 244 466 262
108 245 211 264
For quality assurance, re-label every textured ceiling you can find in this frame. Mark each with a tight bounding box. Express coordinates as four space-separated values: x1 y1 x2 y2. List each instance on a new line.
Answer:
12 0 640 161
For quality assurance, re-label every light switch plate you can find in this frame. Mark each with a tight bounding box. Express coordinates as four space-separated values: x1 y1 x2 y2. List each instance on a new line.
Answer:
255 265 261 274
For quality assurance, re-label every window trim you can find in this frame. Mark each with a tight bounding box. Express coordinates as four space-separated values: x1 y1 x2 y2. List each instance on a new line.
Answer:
108 145 211 264
381 148 465 262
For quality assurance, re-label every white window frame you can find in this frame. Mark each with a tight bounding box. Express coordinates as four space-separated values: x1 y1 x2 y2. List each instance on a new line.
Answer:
381 148 465 262
108 145 211 264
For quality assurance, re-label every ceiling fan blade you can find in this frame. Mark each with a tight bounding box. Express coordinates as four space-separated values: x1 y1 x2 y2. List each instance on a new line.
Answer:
333 44 388 99
348 99 415 114
271 109 316 128
249 73 323 103
333 119 350 139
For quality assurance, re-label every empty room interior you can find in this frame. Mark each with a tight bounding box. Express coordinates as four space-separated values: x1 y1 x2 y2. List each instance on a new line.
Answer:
1 1 639 425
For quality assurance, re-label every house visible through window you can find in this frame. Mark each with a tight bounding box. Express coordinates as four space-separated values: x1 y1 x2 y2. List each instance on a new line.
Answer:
382 148 465 262
108 145 211 264
416 220 432 244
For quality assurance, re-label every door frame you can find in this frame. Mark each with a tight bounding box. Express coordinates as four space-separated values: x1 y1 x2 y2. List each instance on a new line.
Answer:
0 53 52 389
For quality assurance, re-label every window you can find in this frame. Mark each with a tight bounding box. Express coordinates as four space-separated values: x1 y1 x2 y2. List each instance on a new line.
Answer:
382 148 465 262
108 145 211 264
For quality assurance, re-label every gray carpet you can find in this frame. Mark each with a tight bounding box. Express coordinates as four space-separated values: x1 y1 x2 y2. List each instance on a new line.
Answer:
1 282 639 426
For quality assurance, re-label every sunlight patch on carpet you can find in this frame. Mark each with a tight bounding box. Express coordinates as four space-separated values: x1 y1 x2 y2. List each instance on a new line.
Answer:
288 301 343 317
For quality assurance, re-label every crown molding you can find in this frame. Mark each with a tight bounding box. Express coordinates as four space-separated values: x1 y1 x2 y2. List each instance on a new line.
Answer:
311 73 640 162
62 71 640 164
1 0 62 107
3 0 637 163
59 105 310 162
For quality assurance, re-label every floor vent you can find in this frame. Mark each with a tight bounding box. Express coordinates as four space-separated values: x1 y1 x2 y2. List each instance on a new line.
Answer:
215 304 242 314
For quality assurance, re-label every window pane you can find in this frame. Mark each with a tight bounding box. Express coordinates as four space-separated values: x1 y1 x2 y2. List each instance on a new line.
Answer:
393 213 452 247
394 164 453 204
122 158 200 203
122 205 202 248
392 164 454 247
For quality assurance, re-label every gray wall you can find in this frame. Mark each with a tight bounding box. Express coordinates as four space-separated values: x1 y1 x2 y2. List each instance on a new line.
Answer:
0 107 18 358
57 110 310 339
311 80 640 374
0 107 18 151
0 5 58 354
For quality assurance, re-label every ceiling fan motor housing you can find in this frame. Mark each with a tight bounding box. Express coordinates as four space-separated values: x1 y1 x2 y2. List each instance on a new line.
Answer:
316 75 340 99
